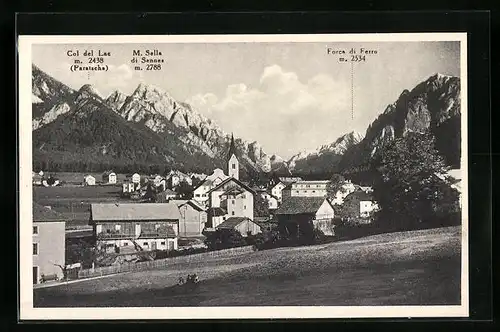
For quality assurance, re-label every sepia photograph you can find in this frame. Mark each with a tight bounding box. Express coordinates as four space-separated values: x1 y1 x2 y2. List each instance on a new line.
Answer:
18 33 468 319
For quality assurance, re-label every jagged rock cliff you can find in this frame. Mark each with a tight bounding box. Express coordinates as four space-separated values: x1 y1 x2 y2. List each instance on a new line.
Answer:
339 73 461 173
31 64 284 175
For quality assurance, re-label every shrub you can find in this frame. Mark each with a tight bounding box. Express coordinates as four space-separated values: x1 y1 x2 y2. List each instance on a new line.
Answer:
204 229 246 250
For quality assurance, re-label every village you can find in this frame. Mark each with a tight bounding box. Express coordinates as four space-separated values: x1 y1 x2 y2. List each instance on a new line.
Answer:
31 140 381 286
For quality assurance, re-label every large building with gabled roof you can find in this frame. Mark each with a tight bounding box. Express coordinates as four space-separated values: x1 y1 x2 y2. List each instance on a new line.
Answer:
90 203 180 253
274 196 336 238
32 204 66 284
205 177 256 228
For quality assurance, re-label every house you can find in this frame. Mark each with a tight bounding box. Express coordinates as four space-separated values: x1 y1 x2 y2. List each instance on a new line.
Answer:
90 203 180 253
155 189 178 202
32 204 66 284
279 176 303 183
340 190 379 223
275 196 336 238
271 182 287 202
122 181 136 194
150 175 167 191
32 172 43 185
207 177 255 225
206 207 227 229
281 180 330 199
329 180 357 205
435 169 463 195
166 170 193 188
216 217 262 237
192 168 229 205
83 175 96 186
102 171 117 184
267 195 279 210
172 200 208 237
358 186 374 193
127 173 141 184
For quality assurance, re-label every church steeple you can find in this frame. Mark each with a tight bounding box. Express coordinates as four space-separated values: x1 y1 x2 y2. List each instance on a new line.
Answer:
227 133 239 180
227 133 237 160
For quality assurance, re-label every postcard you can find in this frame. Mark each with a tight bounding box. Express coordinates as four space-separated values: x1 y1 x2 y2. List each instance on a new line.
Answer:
18 33 468 320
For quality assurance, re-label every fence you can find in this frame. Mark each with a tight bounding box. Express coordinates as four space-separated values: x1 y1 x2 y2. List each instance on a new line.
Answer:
78 245 254 279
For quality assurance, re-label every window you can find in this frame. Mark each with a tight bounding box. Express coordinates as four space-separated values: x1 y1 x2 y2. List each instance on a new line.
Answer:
195 194 200 197
223 217 227 220
123 242 128 246
232 200 235 205
295 191 299 194
244 205 246 210
96 224 102 233
33 243 38 255
161 241 166 245
312 190 316 193
155 224 160 230
306 185 310 188
232 211 235 216
242 194 246 198
33 226 38 235
232 163 236 169
115 224 121 231
143 242 148 246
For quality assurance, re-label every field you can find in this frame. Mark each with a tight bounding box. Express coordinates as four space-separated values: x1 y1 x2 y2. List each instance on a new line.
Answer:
33 185 125 226
42 172 133 184
34 226 462 307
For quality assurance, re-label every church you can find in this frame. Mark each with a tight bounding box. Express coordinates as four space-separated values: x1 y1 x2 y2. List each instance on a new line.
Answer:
192 135 256 230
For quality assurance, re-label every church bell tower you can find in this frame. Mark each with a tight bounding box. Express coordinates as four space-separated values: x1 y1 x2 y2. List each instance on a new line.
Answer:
227 134 239 180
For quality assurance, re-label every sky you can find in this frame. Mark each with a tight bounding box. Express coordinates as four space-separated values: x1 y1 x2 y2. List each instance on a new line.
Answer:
33 41 460 159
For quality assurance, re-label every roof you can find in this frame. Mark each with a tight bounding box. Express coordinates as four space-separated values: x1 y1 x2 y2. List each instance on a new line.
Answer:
207 177 256 195
184 200 206 211
208 207 227 217
192 178 214 192
274 197 329 215
345 190 374 201
90 203 181 221
173 199 206 212
279 177 303 182
216 217 256 230
295 180 330 184
33 203 67 222
155 190 177 203
65 229 93 239
220 187 245 197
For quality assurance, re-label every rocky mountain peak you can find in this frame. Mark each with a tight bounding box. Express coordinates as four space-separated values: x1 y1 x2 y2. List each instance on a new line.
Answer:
105 89 128 111
76 84 103 102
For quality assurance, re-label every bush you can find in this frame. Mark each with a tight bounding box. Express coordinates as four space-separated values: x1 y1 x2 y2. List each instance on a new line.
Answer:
245 233 266 246
204 229 246 250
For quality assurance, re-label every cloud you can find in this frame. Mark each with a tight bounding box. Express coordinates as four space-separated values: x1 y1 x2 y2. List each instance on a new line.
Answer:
186 64 351 158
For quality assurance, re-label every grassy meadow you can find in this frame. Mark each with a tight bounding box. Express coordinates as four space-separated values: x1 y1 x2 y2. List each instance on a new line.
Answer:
34 226 462 307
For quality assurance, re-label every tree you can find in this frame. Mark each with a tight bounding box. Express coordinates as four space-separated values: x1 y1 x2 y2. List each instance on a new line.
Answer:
176 180 193 199
254 193 270 217
143 182 158 202
204 229 245 250
326 173 346 199
371 132 459 230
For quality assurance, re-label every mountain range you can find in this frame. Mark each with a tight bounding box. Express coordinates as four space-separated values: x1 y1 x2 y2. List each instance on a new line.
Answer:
31 64 461 179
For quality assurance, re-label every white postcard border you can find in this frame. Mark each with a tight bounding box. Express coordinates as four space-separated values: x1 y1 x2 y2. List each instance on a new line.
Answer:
18 33 469 320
